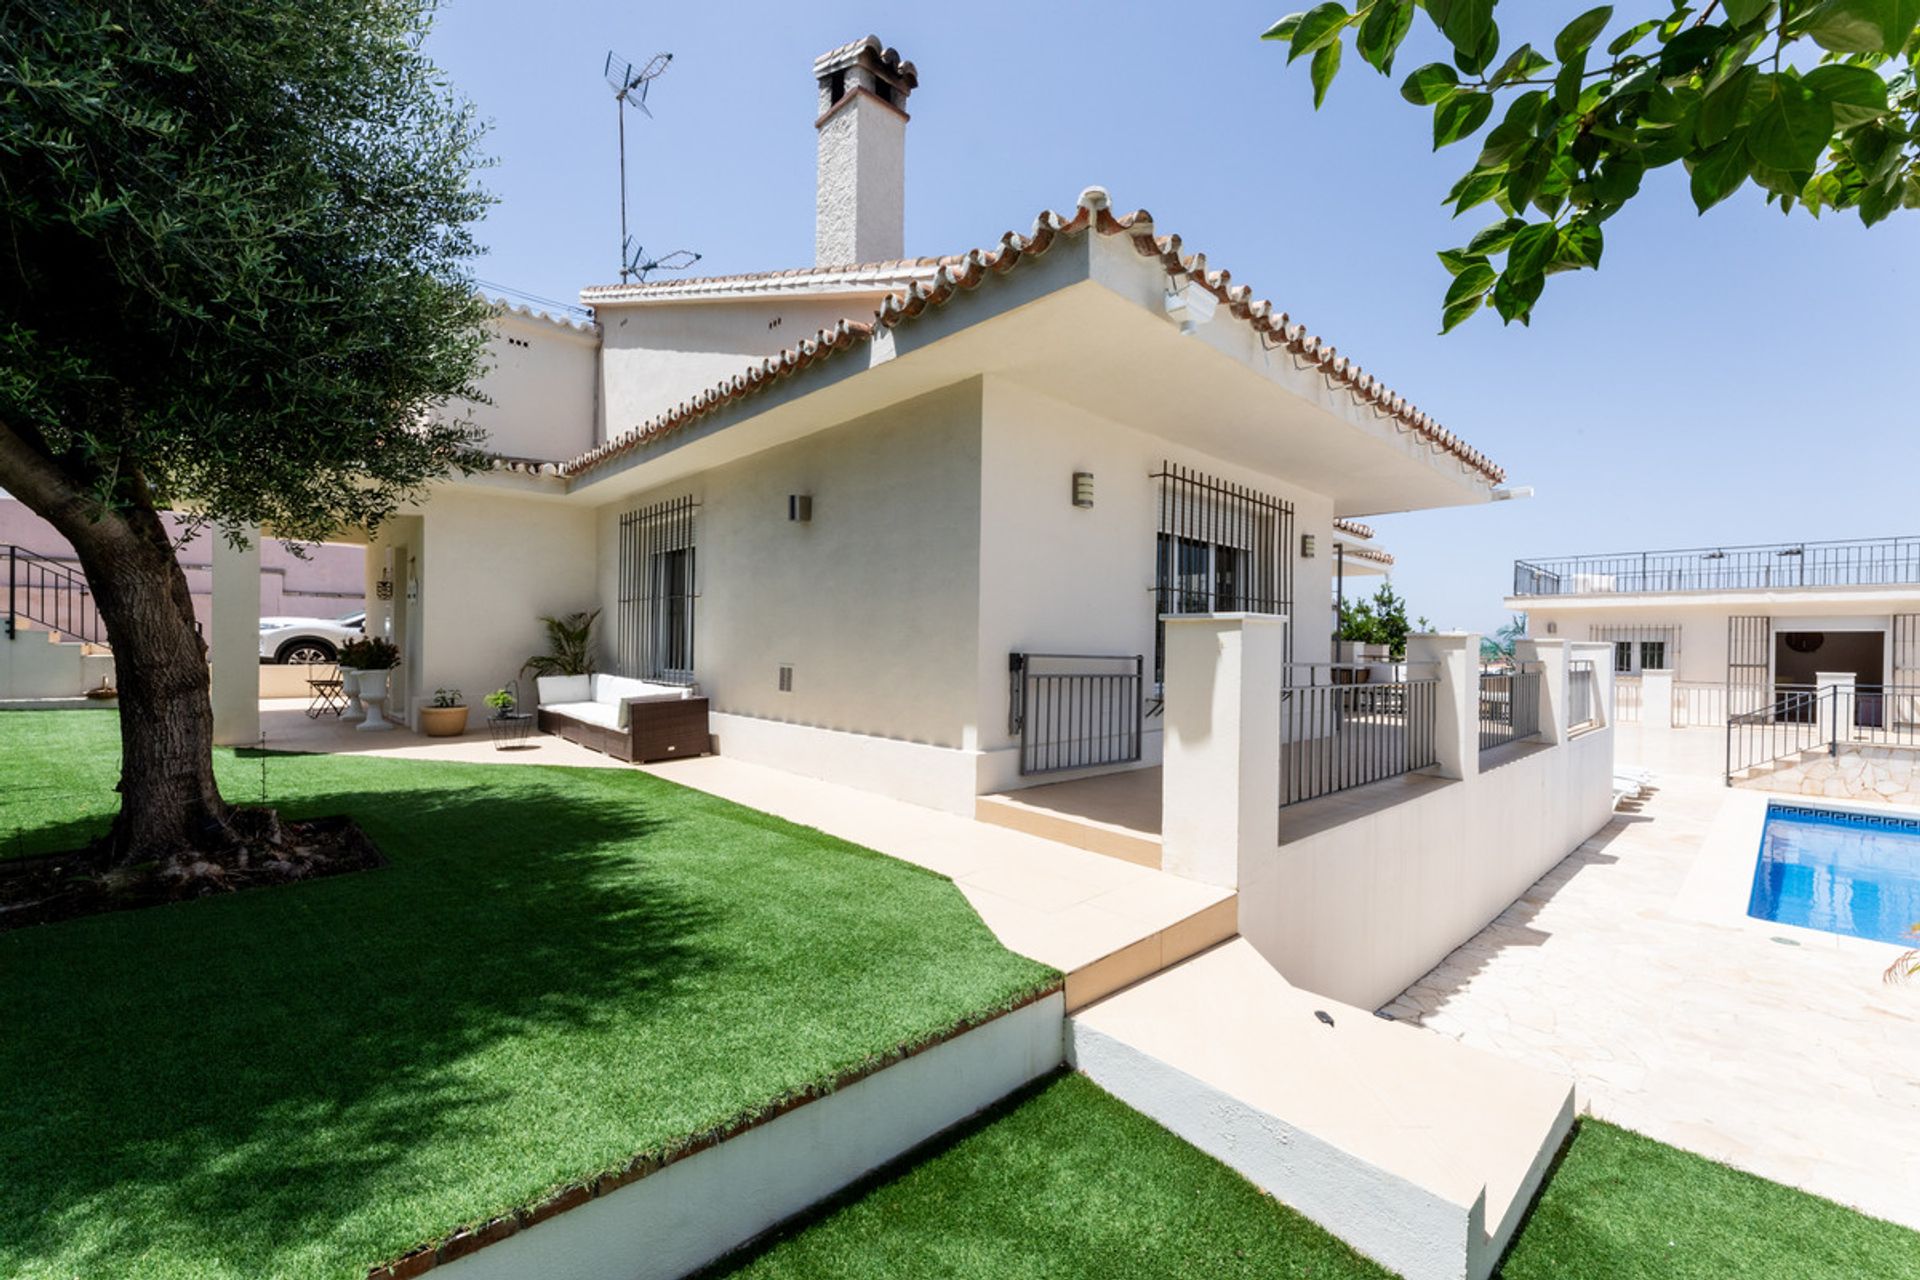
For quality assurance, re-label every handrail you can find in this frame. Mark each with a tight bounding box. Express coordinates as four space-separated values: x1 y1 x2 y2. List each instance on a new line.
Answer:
1513 535 1920 597
6 545 110 648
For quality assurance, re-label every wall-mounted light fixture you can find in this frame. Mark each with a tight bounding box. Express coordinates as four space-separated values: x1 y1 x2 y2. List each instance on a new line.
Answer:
788 494 812 523
1072 472 1095 509
1300 533 1317 559
1546 621 1558 635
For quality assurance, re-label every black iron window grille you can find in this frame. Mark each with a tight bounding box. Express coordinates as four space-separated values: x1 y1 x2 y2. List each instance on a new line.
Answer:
1590 625 1679 676
1152 462 1294 685
617 495 699 684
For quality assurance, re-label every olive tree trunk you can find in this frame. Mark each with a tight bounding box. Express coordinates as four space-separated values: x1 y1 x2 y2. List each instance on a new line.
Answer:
1 419 232 862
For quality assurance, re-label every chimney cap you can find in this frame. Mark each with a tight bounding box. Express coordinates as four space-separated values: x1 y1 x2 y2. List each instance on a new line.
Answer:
813 35 918 92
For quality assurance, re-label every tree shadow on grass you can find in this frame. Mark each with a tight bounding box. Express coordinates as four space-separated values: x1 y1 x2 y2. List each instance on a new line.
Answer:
0 765 728 1278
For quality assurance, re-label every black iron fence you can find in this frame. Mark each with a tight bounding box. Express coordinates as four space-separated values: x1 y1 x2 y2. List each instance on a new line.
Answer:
1478 666 1542 753
1727 683 1920 781
1515 536 1920 597
1280 666 1439 807
5 545 108 647
1009 652 1144 776
1568 660 1597 729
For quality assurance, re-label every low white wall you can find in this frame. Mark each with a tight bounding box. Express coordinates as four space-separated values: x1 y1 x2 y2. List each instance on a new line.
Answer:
708 712 984 815
1241 727 1616 1010
438 992 1064 1280
1069 1019 1479 1280
0 630 112 699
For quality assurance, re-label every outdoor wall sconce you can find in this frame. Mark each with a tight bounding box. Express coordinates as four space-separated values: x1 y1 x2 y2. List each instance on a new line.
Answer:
1072 472 1095 509
1546 621 1558 635
375 575 394 601
788 494 812 523
1301 533 1317 559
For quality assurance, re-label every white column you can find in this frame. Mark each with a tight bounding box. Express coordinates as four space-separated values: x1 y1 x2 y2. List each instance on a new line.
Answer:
1515 637 1569 745
1817 670 1856 743
1642 668 1674 730
1405 632 1478 780
210 528 261 746
1159 614 1286 889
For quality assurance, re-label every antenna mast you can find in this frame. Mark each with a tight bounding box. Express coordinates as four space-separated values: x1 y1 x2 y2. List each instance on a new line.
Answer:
603 51 700 284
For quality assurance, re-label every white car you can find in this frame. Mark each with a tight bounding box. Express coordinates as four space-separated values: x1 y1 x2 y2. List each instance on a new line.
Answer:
258 612 366 665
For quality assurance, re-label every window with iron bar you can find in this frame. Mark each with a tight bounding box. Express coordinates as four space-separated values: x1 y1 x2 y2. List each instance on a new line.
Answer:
1151 462 1293 685
617 495 699 684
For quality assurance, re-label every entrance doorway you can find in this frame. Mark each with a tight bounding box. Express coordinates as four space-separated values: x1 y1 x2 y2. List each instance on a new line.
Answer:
1774 630 1885 726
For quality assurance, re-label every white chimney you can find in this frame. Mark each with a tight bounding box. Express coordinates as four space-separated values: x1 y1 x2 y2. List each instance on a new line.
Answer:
813 36 917 267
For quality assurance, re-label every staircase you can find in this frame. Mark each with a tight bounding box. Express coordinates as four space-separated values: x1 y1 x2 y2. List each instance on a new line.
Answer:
4 546 114 701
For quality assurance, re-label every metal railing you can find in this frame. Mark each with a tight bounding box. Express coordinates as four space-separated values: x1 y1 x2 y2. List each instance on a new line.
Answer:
1280 666 1439 807
1514 536 1920 597
1009 652 1144 776
1478 666 1542 753
1726 683 1920 782
6 545 108 647
1568 660 1597 729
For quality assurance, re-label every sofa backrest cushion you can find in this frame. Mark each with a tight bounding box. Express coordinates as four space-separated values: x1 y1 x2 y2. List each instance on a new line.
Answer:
592 674 697 727
536 674 591 706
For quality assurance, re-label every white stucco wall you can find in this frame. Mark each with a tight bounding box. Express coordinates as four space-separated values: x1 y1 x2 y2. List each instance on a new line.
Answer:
1526 596 1919 686
975 377 1336 791
597 295 898 438
592 380 984 759
1240 726 1617 1010
459 311 600 462
0 629 112 699
398 491 597 722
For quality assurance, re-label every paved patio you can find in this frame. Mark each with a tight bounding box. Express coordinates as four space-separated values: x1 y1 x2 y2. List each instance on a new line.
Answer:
1381 721 1920 1230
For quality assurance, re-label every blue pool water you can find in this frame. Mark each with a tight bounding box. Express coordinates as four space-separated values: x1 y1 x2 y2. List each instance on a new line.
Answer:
1748 804 1920 946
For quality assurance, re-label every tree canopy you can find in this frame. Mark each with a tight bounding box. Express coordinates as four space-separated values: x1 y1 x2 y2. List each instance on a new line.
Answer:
1 0 493 542
1265 0 1920 329
1338 582 1431 659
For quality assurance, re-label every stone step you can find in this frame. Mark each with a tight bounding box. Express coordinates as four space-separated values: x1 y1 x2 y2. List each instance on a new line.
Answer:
1069 939 1574 1280
975 774 1163 870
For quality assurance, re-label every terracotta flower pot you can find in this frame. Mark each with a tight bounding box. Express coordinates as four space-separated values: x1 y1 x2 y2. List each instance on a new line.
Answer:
420 705 470 738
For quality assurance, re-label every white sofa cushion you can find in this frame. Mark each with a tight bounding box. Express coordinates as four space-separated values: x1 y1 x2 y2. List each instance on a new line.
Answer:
542 700 620 729
536 674 591 706
591 674 698 728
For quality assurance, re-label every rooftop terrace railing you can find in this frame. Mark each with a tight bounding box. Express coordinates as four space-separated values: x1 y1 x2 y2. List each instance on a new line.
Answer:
1512 536 1920 597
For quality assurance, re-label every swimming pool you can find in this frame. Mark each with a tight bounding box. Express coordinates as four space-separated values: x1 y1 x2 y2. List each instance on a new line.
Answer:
1748 803 1920 946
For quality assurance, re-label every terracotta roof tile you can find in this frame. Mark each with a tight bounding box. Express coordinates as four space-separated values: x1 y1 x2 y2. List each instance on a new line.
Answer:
1333 517 1376 540
1342 543 1395 567
556 190 1506 486
580 259 953 305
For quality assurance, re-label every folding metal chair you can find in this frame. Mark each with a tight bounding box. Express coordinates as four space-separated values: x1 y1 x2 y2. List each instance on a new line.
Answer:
307 665 346 719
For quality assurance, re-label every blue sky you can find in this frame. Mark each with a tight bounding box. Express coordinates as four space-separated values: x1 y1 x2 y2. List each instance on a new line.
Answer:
426 0 1920 633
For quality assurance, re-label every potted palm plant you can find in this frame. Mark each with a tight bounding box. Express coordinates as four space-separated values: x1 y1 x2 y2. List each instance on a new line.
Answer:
520 610 600 680
421 687 468 737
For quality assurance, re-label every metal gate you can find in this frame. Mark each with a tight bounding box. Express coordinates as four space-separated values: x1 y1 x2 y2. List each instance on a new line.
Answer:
1008 652 1144 776
1728 615 1771 718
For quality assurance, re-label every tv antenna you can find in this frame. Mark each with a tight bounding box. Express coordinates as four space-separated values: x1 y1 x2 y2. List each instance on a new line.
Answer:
604 51 701 284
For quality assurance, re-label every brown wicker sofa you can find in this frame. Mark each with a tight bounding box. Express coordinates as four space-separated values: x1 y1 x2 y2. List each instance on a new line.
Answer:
533 674 711 764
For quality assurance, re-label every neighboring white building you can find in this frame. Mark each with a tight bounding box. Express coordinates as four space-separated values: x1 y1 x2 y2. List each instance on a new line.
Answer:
1510 538 1920 725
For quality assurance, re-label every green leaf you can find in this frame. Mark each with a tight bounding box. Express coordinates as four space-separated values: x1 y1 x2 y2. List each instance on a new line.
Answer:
1357 0 1415 72
1698 64 1758 148
1803 64 1892 128
1262 11 1307 40
1311 39 1343 107
1553 221 1604 270
1554 6 1614 61
1289 2 1351 62
1554 47 1588 112
1437 247 1488 275
1452 19 1501 77
1507 222 1560 278
1747 73 1834 173
1591 155 1646 206
1801 0 1920 54
1466 217 1527 255
1505 142 1554 210
1722 0 1773 25
1447 168 1508 213
1441 289 1486 333
1428 0 1495 58
1858 170 1906 224
1491 267 1546 323
1445 262 1497 302
1689 135 1753 211
1607 19 1661 54
1433 91 1494 148
1487 42 1551 86
1401 62 1460 104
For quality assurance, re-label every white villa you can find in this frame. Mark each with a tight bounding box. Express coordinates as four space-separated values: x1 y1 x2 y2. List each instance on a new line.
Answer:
86 36 1630 1280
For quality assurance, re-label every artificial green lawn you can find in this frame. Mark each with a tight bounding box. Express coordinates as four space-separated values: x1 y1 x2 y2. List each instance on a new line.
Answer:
0 711 1055 1280
707 1075 1920 1280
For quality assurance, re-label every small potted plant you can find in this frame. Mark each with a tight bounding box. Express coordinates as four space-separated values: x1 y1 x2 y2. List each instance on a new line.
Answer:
421 687 468 737
484 687 517 717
